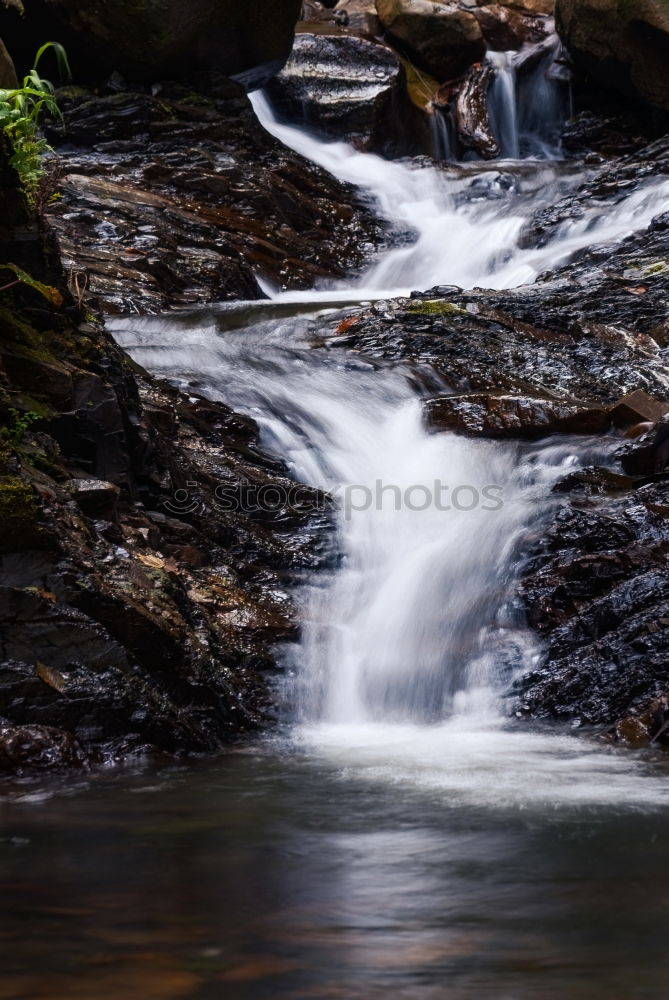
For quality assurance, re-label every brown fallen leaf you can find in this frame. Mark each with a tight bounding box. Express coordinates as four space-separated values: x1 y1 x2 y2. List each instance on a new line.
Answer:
36 661 67 693
335 314 360 334
137 553 165 570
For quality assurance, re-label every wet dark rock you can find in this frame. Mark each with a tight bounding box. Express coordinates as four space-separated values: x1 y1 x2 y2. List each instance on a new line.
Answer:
454 63 499 159
0 722 87 772
516 479 669 731
560 108 668 159
611 390 669 428
0 137 332 770
337 292 669 403
66 478 121 520
425 393 610 437
45 86 385 314
376 0 485 83
0 306 330 767
267 31 406 150
472 4 547 51
557 0 669 111
4 0 302 88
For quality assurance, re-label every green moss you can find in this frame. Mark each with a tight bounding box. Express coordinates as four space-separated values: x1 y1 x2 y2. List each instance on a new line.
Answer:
407 300 467 316
0 476 38 537
639 260 669 277
0 304 77 366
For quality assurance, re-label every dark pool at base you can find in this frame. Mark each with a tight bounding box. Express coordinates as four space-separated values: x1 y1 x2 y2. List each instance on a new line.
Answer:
1 744 669 1000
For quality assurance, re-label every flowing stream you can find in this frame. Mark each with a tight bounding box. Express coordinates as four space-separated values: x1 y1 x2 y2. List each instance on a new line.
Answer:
4 69 669 1000
113 93 669 807
250 91 669 300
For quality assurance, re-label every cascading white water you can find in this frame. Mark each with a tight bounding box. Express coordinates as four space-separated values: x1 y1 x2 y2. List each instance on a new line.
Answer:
108 83 669 809
487 50 520 160
251 91 669 301
293 381 574 727
429 106 455 162
112 309 664 808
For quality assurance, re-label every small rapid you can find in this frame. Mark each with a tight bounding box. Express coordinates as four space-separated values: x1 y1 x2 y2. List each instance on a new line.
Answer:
251 91 669 300
110 72 669 811
112 310 667 811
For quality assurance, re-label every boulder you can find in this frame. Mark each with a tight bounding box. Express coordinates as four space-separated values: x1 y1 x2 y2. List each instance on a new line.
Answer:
611 389 669 428
66 478 121 520
335 0 383 33
0 37 18 88
454 62 499 158
556 0 669 111
472 4 548 50
375 0 485 82
0 724 87 771
267 31 405 148
424 393 611 437
2 0 303 88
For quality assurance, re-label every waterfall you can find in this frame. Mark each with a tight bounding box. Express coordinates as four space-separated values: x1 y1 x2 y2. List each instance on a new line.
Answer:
429 105 455 162
251 90 669 301
109 78 669 806
112 312 618 733
486 50 520 160
486 36 569 161
291 376 577 727
113 309 639 807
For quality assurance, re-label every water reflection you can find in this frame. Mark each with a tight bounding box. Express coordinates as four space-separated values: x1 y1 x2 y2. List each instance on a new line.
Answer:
1 751 669 998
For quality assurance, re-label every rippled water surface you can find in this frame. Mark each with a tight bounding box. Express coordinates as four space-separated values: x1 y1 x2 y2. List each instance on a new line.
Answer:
2 744 669 1000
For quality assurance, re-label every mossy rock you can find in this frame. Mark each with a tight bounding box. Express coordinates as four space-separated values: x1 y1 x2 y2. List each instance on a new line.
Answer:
0 475 39 549
408 299 467 316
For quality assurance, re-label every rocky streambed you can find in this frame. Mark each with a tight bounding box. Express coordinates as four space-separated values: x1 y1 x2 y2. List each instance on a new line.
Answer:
1 0 669 772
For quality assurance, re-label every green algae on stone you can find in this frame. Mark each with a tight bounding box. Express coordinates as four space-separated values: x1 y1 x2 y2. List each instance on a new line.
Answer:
0 475 38 544
407 300 467 316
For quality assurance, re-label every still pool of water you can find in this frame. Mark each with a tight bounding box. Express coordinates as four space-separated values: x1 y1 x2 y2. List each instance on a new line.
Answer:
2 739 669 1000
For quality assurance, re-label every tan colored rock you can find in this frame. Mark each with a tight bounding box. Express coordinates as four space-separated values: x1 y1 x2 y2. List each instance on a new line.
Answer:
556 0 669 111
487 0 554 14
375 0 485 81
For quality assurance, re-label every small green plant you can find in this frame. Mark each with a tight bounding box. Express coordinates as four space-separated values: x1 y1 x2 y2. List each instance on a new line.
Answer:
0 263 64 306
0 42 70 200
5 408 41 446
